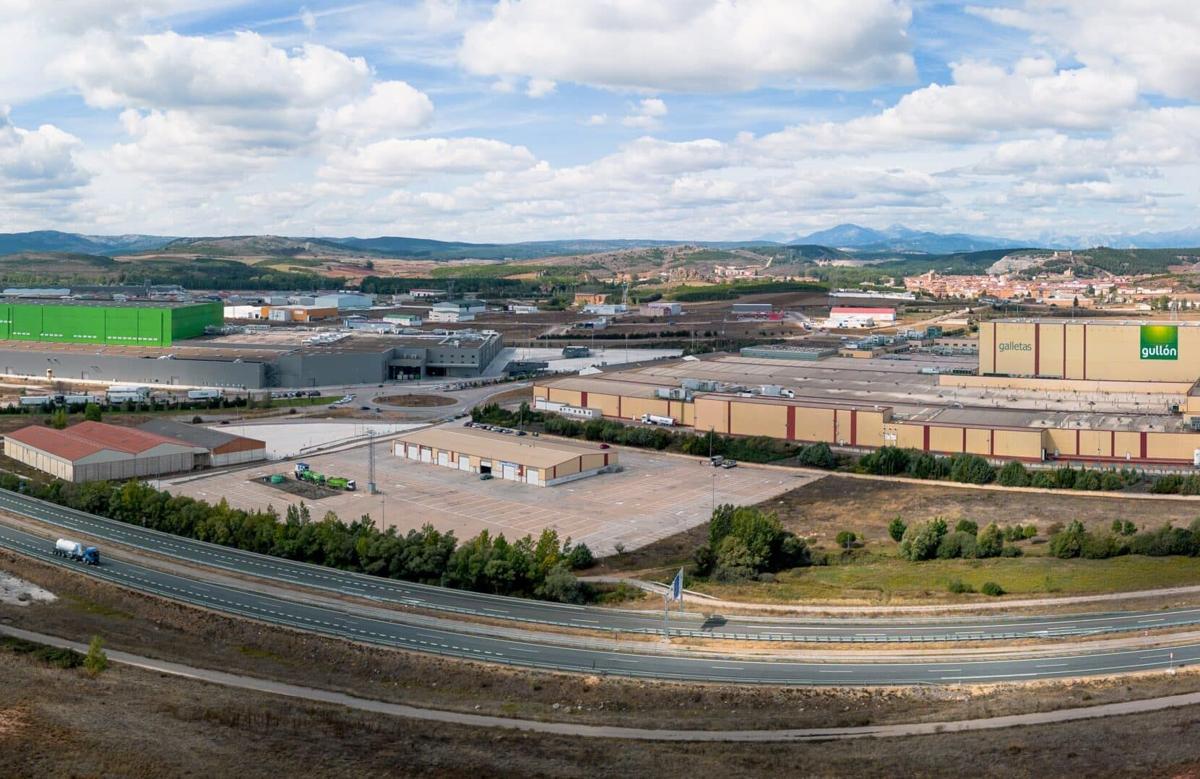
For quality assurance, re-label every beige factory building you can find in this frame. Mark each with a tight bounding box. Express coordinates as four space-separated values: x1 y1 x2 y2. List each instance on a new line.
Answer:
5 421 207 482
395 426 618 486
980 319 1200 382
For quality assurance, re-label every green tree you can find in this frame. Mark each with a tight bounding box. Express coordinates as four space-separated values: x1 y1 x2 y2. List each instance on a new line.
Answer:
954 519 978 536
83 403 102 422
975 523 1004 558
49 408 68 429
996 461 1030 487
1049 520 1087 558
900 518 948 561
798 442 835 469
949 454 994 484
708 504 736 548
887 516 907 543
84 635 108 676
835 530 857 551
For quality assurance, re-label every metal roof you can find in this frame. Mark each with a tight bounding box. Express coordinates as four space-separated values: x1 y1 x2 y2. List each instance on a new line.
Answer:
397 426 611 469
136 419 265 452
6 421 204 461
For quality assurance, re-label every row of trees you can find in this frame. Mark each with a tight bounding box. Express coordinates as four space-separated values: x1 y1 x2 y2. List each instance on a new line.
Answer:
1048 519 1200 560
892 517 1028 561
858 447 1141 492
4 475 594 603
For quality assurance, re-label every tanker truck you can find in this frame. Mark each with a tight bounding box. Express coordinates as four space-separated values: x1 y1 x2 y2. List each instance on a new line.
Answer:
53 538 100 565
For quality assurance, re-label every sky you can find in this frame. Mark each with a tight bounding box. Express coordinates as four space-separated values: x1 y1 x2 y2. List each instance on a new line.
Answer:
2 0 1200 243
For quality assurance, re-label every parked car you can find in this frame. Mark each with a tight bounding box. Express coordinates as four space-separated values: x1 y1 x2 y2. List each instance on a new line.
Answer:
479 473 494 481
599 443 611 449
721 460 738 469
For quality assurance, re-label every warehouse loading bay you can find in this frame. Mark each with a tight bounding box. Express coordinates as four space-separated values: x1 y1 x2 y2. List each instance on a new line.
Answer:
158 430 806 554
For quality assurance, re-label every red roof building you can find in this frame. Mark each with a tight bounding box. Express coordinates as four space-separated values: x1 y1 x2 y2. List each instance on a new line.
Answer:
5 421 207 482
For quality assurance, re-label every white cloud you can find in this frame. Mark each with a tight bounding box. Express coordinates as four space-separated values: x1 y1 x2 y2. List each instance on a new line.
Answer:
755 58 1139 156
58 31 370 113
583 113 607 126
525 77 556 98
317 81 435 141
0 108 88 193
459 0 916 92
319 137 538 184
622 98 668 128
976 1 1200 100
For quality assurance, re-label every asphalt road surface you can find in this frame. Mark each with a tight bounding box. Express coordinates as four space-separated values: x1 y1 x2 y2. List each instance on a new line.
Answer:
3 488 1200 644
3 521 1199 685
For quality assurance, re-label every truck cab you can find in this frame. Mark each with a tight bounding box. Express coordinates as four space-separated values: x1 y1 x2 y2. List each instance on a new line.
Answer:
81 546 100 565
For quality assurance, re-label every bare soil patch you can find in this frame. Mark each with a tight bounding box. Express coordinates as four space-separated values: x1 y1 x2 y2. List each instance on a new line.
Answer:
376 393 456 407
766 475 1200 543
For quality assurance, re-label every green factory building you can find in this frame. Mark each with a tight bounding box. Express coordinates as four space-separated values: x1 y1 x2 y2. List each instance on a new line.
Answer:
0 299 222 346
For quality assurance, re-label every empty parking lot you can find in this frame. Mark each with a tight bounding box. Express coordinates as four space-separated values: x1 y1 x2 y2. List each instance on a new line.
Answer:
157 439 814 555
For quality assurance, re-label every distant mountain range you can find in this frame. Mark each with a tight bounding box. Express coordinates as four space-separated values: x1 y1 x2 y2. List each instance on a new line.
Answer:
782 224 1027 253
4 224 1200 260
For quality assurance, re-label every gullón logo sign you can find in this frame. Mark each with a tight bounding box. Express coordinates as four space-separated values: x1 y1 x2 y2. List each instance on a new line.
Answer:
997 341 1032 352
1140 325 1178 360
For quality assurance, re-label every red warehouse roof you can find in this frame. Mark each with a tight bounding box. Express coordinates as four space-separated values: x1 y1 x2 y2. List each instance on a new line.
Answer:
6 421 200 462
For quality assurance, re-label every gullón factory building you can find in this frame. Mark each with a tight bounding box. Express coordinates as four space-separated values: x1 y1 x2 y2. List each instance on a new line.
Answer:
980 319 1197 383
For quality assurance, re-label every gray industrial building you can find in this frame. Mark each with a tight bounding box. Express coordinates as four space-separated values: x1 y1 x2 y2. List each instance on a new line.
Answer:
0 331 503 389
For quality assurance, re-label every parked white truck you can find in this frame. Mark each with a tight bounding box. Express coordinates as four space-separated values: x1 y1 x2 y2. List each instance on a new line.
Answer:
640 413 675 426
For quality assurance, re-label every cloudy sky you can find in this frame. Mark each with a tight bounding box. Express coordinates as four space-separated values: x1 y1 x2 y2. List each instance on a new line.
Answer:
2 0 1199 242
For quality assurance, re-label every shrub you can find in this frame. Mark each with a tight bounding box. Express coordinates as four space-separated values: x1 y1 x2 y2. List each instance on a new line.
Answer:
937 531 977 560
947 578 973 594
1049 520 1087 558
1183 475 1200 496
900 518 948 561
1152 475 1185 494
835 530 857 551
1073 469 1101 491
535 564 586 604
798 442 836 469
954 519 978 536
1081 533 1118 559
949 454 994 484
976 523 1004 558
1022 524 1038 539
692 544 715 576
887 516 907 543
191 415 203 424
1031 471 1057 489
860 446 910 476
980 581 1005 597
84 636 108 677
996 461 1031 487
566 543 595 570
906 453 947 480
1000 544 1023 557
1100 472 1125 491
83 403 102 422
1055 468 1077 489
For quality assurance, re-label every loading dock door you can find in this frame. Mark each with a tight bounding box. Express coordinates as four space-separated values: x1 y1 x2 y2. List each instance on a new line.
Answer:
407 444 420 460
501 461 518 481
480 460 492 474
437 452 449 467
459 457 471 472
526 469 540 486
420 448 432 463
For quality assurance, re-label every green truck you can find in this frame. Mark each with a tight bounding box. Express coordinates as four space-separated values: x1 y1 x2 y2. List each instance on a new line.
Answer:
294 463 356 491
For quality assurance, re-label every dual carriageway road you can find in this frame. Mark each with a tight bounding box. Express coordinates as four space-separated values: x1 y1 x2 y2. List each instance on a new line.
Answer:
1 488 1200 684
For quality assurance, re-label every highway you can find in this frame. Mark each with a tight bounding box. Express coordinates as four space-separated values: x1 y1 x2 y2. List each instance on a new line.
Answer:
3 487 1200 644
3 521 1199 685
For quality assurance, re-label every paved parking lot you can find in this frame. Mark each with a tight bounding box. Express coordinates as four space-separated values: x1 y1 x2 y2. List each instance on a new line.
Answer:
157 441 814 555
